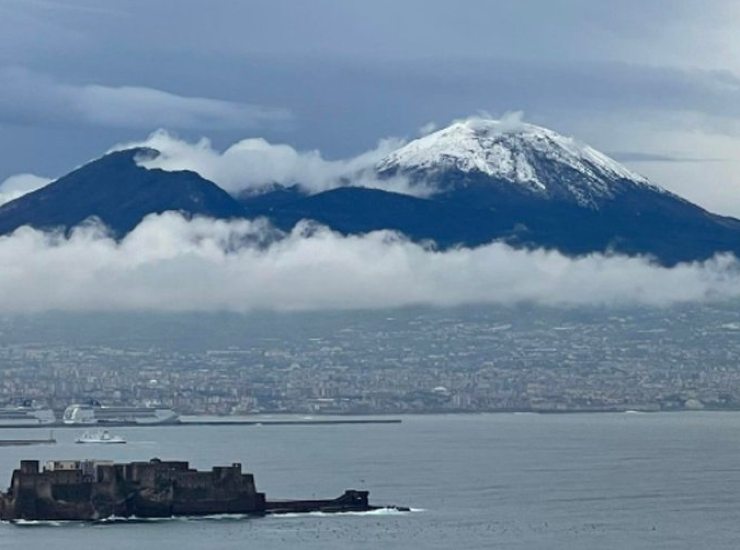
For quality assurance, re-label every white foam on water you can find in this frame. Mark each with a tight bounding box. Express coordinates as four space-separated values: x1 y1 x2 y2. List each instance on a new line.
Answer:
9 520 69 527
7 514 254 527
98 514 252 523
4 508 422 526
271 507 422 519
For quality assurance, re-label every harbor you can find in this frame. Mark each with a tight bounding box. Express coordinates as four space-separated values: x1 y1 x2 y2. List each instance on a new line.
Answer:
0 418 402 429
0 435 56 447
0 402 401 429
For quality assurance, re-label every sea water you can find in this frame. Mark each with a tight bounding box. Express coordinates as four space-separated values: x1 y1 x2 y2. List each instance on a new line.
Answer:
3 412 740 549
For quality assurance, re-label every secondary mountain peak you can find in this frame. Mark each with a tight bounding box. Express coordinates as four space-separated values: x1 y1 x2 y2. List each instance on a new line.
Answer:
377 117 660 208
0 148 245 237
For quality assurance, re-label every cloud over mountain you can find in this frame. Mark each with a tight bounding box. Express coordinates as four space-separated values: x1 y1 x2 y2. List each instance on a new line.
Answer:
0 212 738 313
117 130 422 196
0 173 51 207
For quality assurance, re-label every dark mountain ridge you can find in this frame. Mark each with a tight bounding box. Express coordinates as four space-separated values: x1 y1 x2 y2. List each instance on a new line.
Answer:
238 179 740 264
0 148 245 237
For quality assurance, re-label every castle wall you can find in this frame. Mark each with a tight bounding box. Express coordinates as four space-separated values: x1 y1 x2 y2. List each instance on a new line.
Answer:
0 458 372 521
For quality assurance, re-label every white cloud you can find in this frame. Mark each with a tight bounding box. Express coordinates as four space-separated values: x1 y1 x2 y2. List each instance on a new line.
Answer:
0 67 291 130
457 110 529 135
418 121 437 136
115 130 428 196
0 212 738 313
0 173 51 206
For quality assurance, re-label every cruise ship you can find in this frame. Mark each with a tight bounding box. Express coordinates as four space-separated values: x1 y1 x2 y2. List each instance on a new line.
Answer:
62 401 179 425
0 401 56 426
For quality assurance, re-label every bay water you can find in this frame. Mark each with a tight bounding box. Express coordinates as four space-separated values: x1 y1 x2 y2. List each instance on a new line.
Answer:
2 412 740 549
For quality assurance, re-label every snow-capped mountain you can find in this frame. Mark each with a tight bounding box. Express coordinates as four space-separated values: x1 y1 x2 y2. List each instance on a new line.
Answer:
377 118 665 208
2 117 740 266
239 117 740 265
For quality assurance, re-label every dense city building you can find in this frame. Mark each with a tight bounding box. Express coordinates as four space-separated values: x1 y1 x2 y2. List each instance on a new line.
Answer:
1 305 739 415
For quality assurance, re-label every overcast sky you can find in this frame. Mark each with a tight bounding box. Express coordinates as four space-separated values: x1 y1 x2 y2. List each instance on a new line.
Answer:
1 0 740 215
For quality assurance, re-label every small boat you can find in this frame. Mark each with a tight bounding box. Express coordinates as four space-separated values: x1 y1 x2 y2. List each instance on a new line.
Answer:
75 429 126 444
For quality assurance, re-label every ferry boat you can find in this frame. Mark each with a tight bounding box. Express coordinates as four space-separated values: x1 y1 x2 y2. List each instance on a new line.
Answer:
62 401 178 425
75 430 126 444
0 401 56 426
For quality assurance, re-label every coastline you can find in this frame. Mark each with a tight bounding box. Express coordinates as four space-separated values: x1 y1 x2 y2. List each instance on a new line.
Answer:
2 406 739 430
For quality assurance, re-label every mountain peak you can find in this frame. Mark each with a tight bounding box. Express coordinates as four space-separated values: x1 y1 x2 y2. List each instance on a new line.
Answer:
377 117 660 207
0 147 245 237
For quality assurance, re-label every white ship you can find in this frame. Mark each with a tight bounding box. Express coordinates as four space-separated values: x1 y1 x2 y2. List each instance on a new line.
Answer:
0 401 56 426
62 401 178 425
75 429 126 444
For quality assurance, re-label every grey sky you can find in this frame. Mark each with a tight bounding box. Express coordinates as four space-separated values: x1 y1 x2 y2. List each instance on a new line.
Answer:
1 0 739 214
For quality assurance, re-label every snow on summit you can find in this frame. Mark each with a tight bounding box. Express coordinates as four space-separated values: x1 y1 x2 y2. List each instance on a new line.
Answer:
377 115 661 207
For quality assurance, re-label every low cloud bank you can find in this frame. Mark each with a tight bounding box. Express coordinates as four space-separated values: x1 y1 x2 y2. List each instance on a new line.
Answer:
0 212 738 313
115 130 427 196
